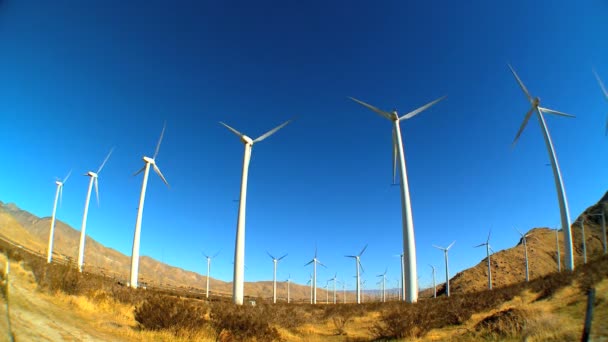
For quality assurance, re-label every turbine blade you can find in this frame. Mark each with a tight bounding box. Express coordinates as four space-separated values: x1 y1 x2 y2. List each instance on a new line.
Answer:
278 253 288 261
212 251 220 258
392 128 398 185
487 229 492 243
63 169 72 184
539 107 575 118
219 121 244 139
153 122 166 160
94 177 100 206
318 261 327 268
593 68 608 100
399 95 446 121
345 255 356 258
349 97 393 121
474 243 485 248
304 260 314 266
202 251 209 258
359 261 365 274
508 64 533 104
267 251 275 260
97 147 114 174
447 241 456 250
512 107 534 146
253 119 292 143
359 244 368 256
153 164 170 187
432 245 443 250
134 165 146 176
515 227 523 236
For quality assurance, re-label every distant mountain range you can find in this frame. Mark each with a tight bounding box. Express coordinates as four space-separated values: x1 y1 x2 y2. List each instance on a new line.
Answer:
1 192 606 301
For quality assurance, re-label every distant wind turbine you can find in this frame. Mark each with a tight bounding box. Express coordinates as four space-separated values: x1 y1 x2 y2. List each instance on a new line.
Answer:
576 218 588 264
515 227 531 282
429 264 437 298
77 148 113 272
328 273 338 304
592 69 608 135
286 274 291 304
130 123 170 289
508 64 575 271
394 253 405 301
47 170 72 263
306 274 313 304
346 244 367 304
376 268 387 302
305 248 326 304
588 210 607 255
203 251 219 299
350 95 445 303
474 229 493 290
555 227 561 272
268 251 288 304
433 241 455 297
220 119 292 305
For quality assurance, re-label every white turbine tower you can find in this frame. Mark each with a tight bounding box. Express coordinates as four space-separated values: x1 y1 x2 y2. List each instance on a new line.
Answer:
328 273 338 304
592 69 608 135
305 248 326 304
286 274 291 304
203 251 219 299
429 264 437 298
508 65 575 271
345 244 367 304
555 227 561 272
306 274 313 304
433 241 455 297
394 253 405 301
268 252 287 304
77 148 113 272
515 228 531 282
220 119 292 305
130 123 170 289
350 96 445 303
376 269 387 302
576 218 588 264
47 170 72 263
589 210 607 255
474 229 493 290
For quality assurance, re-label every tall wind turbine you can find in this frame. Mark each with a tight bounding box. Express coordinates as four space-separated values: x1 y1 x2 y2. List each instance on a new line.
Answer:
508 64 575 271
474 229 493 290
592 69 608 135
328 273 338 304
220 119 292 305
130 123 170 289
305 248 326 304
203 251 219 299
268 252 287 303
433 241 455 297
429 264 437 298
345 244 367 304
394 253 405 301
377 268 387 302
47 170 72 263
515 228 531 282
350 96 445 304
555 228 561 272
77 148 113 272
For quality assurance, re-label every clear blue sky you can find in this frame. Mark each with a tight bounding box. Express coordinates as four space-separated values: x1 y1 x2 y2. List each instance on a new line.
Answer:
1 1 607 291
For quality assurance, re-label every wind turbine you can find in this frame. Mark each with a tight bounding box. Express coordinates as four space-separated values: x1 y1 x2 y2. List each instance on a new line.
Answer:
592 69 608 135
394 253 405 301
220 119 292 305
345 244 367 304
324 282 329 304
306 274 313 304
286 274 291 304
203 251 219 299
130 123 170 289
508 64 575 271
328 273 338 304
268 252 287 304
589 210 607 255
515 228 531 282
555 227 561 272
433 241 455 297
429 264 437 298
47 170 72 263
305 248 326 304
576 218 588 264
350 95 445 303
77 148 113 272
376 268 387 302
474 229 493 290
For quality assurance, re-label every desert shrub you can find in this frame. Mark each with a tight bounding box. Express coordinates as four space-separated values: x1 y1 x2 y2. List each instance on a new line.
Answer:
579 254 608 291
134 293 208 336
529 270 575 301
322 304 364 335
370 303 433 339
257 303 306 331
474 308 529 338
209 301 282 342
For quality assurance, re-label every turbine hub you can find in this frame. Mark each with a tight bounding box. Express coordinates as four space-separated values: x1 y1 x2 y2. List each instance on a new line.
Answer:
391 110 399 121
143 156 155 164
55 181 62 186
87 171 98 178
242 135 254 145
533 97 540 106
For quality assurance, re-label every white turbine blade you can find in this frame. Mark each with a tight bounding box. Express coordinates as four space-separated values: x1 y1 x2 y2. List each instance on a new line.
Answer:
359 244 368 256
253 119 292 143
515 227 523 236
474 243 486 248
487 229 492 243
219 121 244 139
212 251 220 258
512 107 534 146
267 251 275 260
508 64 533 104
202 251 209 258
446 241 456 250
63 169 72 184
345 255 356 258
432 245 444 250
304 259 314 266
152 164 170 187
349 97 393 120
318 260 327 268
134 165 146 176
399 96 446 121
359 261 365 274
593 68 608 100
153 122 166 160
392 128 397 185
538 107 576 118
278 253 288 261
94 177 100 206
97 147 114 174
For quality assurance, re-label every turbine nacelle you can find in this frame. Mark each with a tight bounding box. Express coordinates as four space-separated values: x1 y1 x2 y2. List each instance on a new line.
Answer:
143 156 155 165
86 171 98 178
241 135 254 145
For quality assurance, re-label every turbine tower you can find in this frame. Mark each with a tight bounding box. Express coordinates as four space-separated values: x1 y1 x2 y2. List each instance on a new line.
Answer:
305 248 325 304
592 69 608 135
429 264 437 298
376 269 387 302
515 228 531 282
203 251 219 299
394 253 405 301
328 273 338 304
350 96 445 303
130 123 170 289
47 170 72 263
286 274 291 304
576 218 588 264
508 65 575 271
220 119 292 305
345 244 367 304
474 229 493 290
268 252 287 304
555 227 561 272
77 148 113 272
433 241 455 297
589 210 607 255
306 274 313 304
